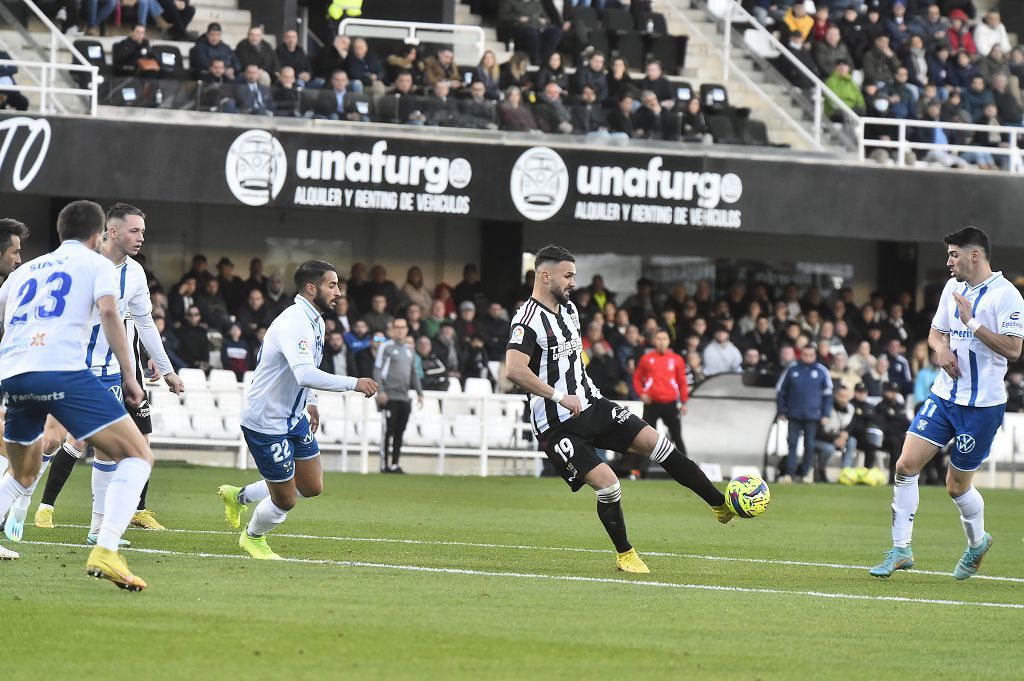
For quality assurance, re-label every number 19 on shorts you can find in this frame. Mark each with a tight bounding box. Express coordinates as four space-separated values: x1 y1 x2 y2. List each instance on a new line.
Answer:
553 437 574 462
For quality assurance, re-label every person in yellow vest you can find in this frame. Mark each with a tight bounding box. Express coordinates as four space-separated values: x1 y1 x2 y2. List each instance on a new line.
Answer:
328 0 362 21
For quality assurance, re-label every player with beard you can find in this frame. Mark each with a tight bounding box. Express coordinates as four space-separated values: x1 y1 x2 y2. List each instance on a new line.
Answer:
216 261 377 559
505 245 739 574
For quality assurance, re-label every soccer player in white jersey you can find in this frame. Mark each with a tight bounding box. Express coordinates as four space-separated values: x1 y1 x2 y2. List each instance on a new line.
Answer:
3 204 184 543
0 201 152 590
217 260 377 560
506 245 739 574
870 227 1024 579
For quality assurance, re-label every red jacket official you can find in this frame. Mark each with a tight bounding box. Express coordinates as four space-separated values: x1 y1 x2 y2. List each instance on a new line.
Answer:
633 349 689 404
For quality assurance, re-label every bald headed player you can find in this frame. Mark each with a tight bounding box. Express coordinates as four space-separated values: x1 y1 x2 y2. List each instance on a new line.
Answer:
506 245 739 574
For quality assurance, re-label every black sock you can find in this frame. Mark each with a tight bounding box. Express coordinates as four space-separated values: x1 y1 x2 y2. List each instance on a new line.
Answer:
660 449 726 507
40 444 79 507
596 484 631 553
137 481 149 511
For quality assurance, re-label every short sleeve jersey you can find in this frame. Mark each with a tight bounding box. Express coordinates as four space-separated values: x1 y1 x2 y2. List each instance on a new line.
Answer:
87 255 151 377
507 297 602 433
241 295 325 434
0 240 118 381
930 272 1024 407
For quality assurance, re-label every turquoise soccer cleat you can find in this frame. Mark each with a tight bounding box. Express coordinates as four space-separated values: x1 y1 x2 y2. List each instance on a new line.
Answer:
86 533 131 548
953 533 993 580
869 545 915 577
3 513 24 543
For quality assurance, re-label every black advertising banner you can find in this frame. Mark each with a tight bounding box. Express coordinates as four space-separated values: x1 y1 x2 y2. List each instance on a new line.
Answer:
1 112 1021 245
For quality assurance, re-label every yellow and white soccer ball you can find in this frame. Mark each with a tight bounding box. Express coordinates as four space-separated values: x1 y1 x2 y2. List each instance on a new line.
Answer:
726 475 771 518
861 467 887 487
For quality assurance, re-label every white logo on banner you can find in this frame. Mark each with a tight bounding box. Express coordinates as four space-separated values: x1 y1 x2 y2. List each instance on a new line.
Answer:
225 129 287 206
0 117 51 192
509 147 569 221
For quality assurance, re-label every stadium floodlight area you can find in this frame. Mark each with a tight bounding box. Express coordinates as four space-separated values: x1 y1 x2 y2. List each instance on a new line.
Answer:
338 18 487 65
0 0 99 114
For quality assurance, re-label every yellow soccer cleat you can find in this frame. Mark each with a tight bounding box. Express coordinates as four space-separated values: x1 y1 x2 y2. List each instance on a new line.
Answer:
217 485 247 529
615 548 650 574
239 531 282 560
130 509 166 530
86 546 147 591
34 506 54 529
712 502 736 525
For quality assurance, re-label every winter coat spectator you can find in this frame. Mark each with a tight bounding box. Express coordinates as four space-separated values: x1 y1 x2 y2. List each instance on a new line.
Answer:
991 73 1023 126
837 8 869 67
499 0 563 65
112 24 156 77
903 34 930 90
312 35 351 83
681 97 712 142
190 23 240 78
169 275 198 327
633 91 677 141
271 67 302 117
363 294 395 334
571 51 608 102
885 0 912 50
400 266 433 312
639 60 677 109
499 52 533 93
221 324 251 379
235 64 276 115
385 45 423 85
422 80 461 126
458 81 499 129
825 61 866 119
276 29 311 82
534 51 570 93
236 289 270 341
974 11 1010 61
319 330 353 377
500 86 540 131
608 94 638 137
863 34 902 86
910 4 949 48
478 302 511 360
962 74 994 121
605 56 638 106
263 272 291 322
946 10 976 56
473 50 502 99
415 335 449 391
176 305 211 369
422 48 463 91
196 278 230 332
215 256 246 313
703 326 743 375
782 3 814 40
453 264 485 308
434 323 463 378
533 82 574 134
345 320 372 357
815 26 854 77
776 345 833 481
461 336 491 384
346 37 384 92
235 26 278 82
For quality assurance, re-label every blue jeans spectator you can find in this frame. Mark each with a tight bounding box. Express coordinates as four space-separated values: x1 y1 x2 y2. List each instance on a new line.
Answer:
786 418 818 477
137 0 162 26
814 435 857 472
87 0 116 28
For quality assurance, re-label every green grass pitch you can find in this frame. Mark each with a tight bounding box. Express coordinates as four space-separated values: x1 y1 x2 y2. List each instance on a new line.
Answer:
3 464 1023 681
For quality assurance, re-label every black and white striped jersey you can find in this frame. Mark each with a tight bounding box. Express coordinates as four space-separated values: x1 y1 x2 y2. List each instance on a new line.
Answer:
507 297 601 434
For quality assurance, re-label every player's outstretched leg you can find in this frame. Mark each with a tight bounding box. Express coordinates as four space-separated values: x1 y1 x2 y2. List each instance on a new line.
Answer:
3 449 56 541
218 480 270 529
638 428 734 523
239 457 321 560
949 469 992 580
870 435 937 577
585 464 648 574
34 439 85 529
86 458 130 547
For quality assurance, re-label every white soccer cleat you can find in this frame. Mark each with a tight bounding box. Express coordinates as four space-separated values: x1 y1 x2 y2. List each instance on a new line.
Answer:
0 543 19 560
4 494 32 542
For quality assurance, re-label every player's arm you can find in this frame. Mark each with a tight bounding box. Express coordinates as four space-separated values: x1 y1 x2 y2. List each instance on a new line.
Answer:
951 290 1024 362
98 294 143 406
134 310 184 394
281 327 377 396
506 348 581 417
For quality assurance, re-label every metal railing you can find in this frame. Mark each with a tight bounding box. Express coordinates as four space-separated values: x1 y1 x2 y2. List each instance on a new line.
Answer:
0 0 98 114
858 117 1024 172
338 18 487 64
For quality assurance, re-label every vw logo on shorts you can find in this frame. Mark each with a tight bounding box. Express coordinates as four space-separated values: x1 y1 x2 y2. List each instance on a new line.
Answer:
109 385 124 402
955 434 976 453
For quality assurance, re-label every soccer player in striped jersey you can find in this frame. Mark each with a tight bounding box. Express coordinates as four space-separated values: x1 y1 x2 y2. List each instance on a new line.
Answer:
4 203 184 544
871 227 1024 580
506 245 737 574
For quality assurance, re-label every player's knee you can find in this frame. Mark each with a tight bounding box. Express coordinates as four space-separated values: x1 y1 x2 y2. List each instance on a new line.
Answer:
945 477 969 497
894 457 918 477
595 480 622 504
297 481 322 499
272 493 297 512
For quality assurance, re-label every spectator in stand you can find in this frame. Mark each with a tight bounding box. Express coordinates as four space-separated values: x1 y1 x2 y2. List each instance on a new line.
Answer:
815 25 854 77
235 25 278 86
605 56 637 106
474 50 501 99
422 80 461 127
571 51 608 102
435 283 456 317
375 317 424 474
608 93 638 137
423 47 464 92
405 303 427 340
962 74 993 121
478 302 510 360
319 330 352 377
215 256 246 313
872 381 910 483
272 66 302 117
861 353 888 396
312 35 351 85
196 278 230 332
500 86 540 131
500 0 563 65
781 30 821 88
347 37 385 96
235 63 275 116
862 7 888 45
221 323 251 379
276 29 311 84
703 324 743 375
385 71 426 125
113 24 157 77
978 43 1010 85
535 51 570 92
246 257 267 293
176 305 211 370
587 340 623 397
385 45 423 86
355 329 385 379
454 301 478 347
783 1 814 40
884 338 913 394
947 48 978 90
776 344 833 483
424 301 448 339
366 265 400 311
314 70 364 121
263 272 290 321
681 96 713 142
434 322 463 380
633 90 676 140
883 66 919 119
633 329 689 457
416 335 449 391
686 349 706 388
825 60 866 120
1009 46 1024 83
829 351 861 393
236 288 269 341
837 7 869 68
946 9 976 56
991 73 1023 126
400 266 433 312
154 0 195 41
903 34 930 91
453 263 484 308
0 51 28 111
191 23 240 79
812 385 857 483
461 335 492 385
810 5 832 44
363 294 394 334
640 59 677 110
863 33 901 86
459 81 499 129
532 82 574 134
885 0 912 50
345 319 372 358
499 52 533 93
154 315 186 371
168 274 198 327
911 4 949 49
571 84 611 135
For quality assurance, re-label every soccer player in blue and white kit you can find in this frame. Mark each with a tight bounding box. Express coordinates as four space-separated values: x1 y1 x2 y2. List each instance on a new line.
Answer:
0 201 153 590
217 260 377 560
871 227 1024 580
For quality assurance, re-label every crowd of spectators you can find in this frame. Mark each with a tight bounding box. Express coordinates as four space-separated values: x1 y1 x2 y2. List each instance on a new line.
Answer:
756 0 1024 169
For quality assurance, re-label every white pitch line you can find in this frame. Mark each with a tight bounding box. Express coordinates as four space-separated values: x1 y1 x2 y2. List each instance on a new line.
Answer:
19 539 1024 611
56 524 1024 585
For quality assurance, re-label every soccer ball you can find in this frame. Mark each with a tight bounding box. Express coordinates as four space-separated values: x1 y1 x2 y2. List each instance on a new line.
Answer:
838 467 861 486
726 475 771 518
861 467 888 487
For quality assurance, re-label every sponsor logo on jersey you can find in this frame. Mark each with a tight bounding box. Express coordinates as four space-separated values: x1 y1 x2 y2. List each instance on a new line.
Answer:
550 337 582 361
1011 312 1021 320
510 324 525 345
955 433 976 453
297 338 310 354
30 333 46 346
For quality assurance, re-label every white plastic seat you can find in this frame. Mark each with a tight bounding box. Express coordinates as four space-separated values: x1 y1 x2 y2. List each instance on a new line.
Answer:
485 418 516 449
743 28 779 58
450 415 482 447
464 377 493 396
316 419 342 444
178 367 207 390
192 412 229 439
208 369 239 387
417 420 445 446
152 409 191 437
149 389 182 410
222 412 241 436
446 381 463 394
215 390 244 415
184 391 217 411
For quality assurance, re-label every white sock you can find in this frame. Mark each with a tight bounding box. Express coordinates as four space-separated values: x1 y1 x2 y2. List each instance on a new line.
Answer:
24 451 54 495
246 496 287 537
0 474 29 519
239 480 270 505
891 473 919 548
952 486 985 548
90 459 117 536
97 458 152 551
